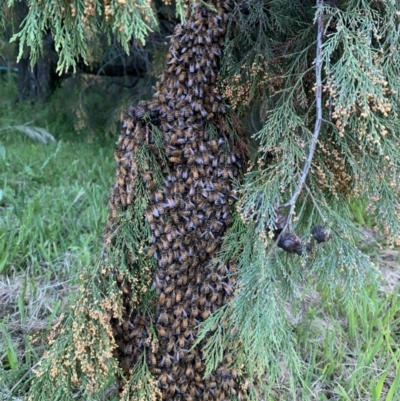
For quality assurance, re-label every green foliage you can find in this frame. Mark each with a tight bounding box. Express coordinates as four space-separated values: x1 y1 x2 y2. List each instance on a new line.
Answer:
7 0 158 73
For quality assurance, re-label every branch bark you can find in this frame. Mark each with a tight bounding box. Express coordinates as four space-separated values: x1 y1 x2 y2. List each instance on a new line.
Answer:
279 0 324 230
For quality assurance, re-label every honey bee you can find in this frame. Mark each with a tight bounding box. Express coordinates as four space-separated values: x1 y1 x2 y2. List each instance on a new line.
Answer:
193 356 202 371
169 156 182 164
182 250 190 262
121 282 130 294
198 166 205 176
182 52 190 63
171 362 180 377
212 24 220 37
159 93 166 102
202 152 210 164
201 189 209 199
191 304 199 317
159 253 168 267
180 208 192 218
181 317 189 330
167 250 174 263
159 309 169 325
166 337 175 352
160 238 169 251
223 167 232 179
127 327 138 339
166 296 173 309
201 280 211 295
177 273 188 286
192 257 200 271
159 372 168 387
177 180 185 193
145 209 155 225
210 290 218 303
171 211 180 224
158 292 165 306
165 282 174 294
149 205 160 218
185 364 194 379
153 190 164 202
122 319 130 331
200 54 208 67
162 197 176 208
187 154 196 164
210 218 223 231
121 356 131 373
182 105 190 118
175 289 183 303
202 306 211 320
143 171 153 183
189 215 199 228
124 343 133 355
175 303 185 318
167 110 174 122
116 174 125 186
162 351 172 368
115 323 124 335
180 379 189 393
199 293 207 306
206 243 218 254
150 352 157 367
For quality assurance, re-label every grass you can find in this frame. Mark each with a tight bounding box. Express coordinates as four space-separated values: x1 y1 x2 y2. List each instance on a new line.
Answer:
1 84 400 400
0 138 114 275
0 132 115 399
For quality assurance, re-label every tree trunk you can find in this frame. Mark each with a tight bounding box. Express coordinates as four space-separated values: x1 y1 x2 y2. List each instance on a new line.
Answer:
17 33 59 101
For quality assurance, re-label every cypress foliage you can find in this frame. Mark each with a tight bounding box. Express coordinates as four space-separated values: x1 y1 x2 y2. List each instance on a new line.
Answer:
8 0 400 400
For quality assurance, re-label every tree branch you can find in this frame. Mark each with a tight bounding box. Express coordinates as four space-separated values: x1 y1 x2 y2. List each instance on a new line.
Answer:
279 0 324 231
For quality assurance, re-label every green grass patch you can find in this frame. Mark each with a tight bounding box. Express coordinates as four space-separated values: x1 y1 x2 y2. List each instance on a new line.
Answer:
0 137 114 274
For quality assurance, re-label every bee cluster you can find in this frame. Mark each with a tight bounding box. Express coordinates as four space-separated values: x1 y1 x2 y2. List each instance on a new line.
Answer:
143 0 246 398
105 0 247 399
112 309 151 378
105 103 165 387
105 103 160 243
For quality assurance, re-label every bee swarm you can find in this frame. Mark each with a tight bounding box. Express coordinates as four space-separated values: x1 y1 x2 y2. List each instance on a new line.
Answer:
106 0 247 399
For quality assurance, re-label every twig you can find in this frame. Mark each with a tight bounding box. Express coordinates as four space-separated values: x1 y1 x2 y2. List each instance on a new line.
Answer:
279 0 325 231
